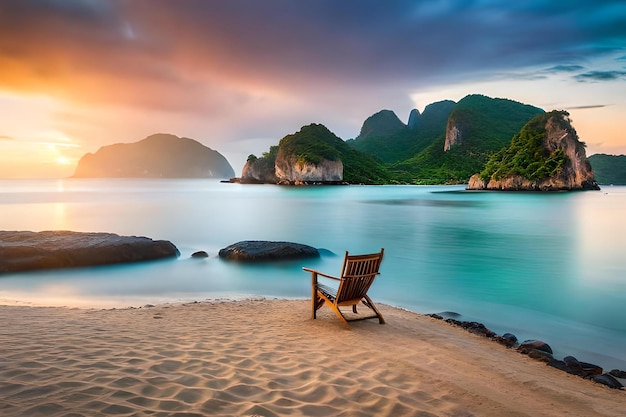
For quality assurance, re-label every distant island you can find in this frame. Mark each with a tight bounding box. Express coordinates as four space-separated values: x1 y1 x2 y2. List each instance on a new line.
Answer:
347 94 545 184
233 94 603 190
73 133 235 179
588 154 626 185
69 94 611 190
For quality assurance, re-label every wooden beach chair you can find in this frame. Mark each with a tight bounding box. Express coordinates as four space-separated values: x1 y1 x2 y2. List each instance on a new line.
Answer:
303 249 385 327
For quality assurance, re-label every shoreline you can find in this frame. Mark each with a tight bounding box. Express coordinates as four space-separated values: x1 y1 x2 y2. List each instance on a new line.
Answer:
2 293 625 380
1 299 623 417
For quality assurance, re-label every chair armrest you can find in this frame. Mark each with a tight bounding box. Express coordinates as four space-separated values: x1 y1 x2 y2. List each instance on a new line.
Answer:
302 268 341 281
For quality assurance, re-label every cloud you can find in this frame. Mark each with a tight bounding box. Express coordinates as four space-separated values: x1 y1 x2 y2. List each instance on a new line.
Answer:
545 65 586 73
574 71 626 82
2 2 625 102
0 135 14 140
567 104 610 109
0 0 625 145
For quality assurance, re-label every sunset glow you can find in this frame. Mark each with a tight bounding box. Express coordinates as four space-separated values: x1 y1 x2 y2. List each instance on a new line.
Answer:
1 1 625 178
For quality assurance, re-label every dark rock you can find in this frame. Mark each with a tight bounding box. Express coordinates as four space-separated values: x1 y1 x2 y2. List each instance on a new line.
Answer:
579 362 603 377
191 251 209 258
518 340 553 355
427 314 443 320
563 356 580 367
562 356 603 377
592 374 624 390
526 349 553 362
548 359 569 372
561 356 586 377
495 333 518 348
218 240 320 262
0 230 179 273
502 333 518 343
442 318 497 338
460 321 497 338
609 369 626 379
445 318 462 327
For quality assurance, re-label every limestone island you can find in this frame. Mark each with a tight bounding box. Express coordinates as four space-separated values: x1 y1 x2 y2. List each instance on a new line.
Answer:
237 124 389 185
467 110 600 191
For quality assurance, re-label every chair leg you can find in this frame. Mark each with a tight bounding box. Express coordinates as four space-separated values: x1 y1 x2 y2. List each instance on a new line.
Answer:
312 294 325 319
328 304 350 327
316 292 350 327
363 295 385 324
311 272 318 319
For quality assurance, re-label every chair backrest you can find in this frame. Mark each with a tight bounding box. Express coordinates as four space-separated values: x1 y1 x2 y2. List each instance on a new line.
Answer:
336 249 384 304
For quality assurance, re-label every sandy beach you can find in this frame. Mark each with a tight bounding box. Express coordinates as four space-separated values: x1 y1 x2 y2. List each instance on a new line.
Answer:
0 299 623 417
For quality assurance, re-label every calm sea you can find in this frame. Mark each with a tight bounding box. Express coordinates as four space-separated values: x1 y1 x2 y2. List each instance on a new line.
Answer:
0 179 625 371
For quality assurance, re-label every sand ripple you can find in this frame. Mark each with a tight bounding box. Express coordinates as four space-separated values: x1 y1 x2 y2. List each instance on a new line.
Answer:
0 300 623 416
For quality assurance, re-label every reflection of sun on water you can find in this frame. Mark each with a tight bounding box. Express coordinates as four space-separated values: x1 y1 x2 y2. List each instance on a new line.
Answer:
54 203 68 230
576 189 626 286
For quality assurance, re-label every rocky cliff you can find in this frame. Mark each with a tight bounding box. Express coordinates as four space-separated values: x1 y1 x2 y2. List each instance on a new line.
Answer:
241 157 278 184
73 133 235 179
241 124 345 184
468 111 600 191
241 124 389 185
274 153 343 184
444 118 464 151
241 153 342 184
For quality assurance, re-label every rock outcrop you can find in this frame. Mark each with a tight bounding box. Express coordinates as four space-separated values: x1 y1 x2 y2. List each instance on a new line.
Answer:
241 124 354 185
73 133 235 179
218 241 320 262
242 154 342 185
0 230 179 273
443 119 464 151
274 153 343 184
241 157 278 184
467 111 600 191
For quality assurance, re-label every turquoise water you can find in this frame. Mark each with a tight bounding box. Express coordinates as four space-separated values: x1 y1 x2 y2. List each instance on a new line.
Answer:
0 179 625 371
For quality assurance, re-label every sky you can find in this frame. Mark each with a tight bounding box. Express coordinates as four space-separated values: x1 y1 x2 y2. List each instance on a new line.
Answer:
1 0 625 178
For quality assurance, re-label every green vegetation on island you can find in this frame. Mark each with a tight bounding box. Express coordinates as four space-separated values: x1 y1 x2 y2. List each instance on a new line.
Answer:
479 111 571 182
242 94 604 189
383 95 544 184
246 124 390 184
588 154 626 185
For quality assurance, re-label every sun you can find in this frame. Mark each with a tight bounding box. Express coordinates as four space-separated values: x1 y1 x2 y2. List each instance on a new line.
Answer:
56 156 71 165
